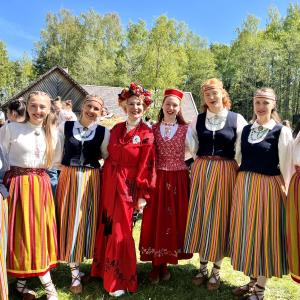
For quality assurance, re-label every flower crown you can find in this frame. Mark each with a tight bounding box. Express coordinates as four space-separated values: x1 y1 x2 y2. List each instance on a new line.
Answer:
118 83 152 107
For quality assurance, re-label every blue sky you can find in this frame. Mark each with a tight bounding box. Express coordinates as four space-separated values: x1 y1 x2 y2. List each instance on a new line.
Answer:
0 0 298 60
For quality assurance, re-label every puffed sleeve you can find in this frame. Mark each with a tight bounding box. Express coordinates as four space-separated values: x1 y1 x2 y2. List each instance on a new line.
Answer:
0 122 12 156
100 128 110 159
52 129 64 169
136 129 156 200
279 126 294 189
235 114 248 165
187 117 199 158
0 146 9 199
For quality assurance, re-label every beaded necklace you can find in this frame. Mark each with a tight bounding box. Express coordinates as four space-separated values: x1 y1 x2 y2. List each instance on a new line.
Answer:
162 119 177 140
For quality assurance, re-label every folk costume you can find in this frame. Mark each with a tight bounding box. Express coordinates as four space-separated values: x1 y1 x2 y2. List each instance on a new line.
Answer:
286 132 300 284
1 121 61 278
139 89 193 276
0 147 9 300
91 83 156 295
230 118 293 279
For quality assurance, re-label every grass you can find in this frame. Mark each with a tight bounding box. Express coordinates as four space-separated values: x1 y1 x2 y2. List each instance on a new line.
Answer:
8 220 300 299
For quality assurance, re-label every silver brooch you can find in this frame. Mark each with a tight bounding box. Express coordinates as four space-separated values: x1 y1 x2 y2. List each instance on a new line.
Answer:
132 135 141 144
34 130 41 136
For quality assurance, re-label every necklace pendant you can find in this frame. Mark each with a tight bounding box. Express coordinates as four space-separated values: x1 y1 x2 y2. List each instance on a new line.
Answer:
258 125 264 131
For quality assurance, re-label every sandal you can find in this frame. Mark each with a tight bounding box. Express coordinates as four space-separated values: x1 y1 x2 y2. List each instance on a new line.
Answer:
69 266 83 294
16 280 37 300
207 264 220 291
232 277 257 297
42 280 58 300
192 261 208 286
245 284 265 300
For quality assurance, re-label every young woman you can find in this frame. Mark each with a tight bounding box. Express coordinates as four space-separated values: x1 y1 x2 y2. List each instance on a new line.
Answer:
286 131 300 284
184 78 247 290
1 91 62 300
0 147 9 300
139 88 193 283
91 83 156 297
230 88 293 300
56 94 109 294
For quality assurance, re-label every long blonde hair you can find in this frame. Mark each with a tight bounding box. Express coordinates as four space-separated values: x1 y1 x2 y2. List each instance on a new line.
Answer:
26 91 54 168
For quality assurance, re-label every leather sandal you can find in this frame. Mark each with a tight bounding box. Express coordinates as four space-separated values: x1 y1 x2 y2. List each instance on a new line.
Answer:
16 280 37 300
232 277 257 297
207 264 220 291
42 280 58 299
69 266 83 294
192 261 208 286
245 284 265 300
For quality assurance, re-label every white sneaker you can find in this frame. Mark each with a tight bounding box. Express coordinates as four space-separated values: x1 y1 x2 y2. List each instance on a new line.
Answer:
109 290 125 297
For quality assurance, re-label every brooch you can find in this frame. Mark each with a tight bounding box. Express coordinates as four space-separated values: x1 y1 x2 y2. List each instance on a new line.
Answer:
132 135 141 144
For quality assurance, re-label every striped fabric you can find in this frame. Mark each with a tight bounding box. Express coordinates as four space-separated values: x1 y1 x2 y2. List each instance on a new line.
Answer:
184 157 238 261
286 172 300 282
230 171 288 278
0 199 8 300
57 166 101 263
5 170 58 278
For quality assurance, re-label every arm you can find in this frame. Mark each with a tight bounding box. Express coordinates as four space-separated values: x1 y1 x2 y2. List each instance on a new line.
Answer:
235 114 248 165
0 146 9 199
100 128 110 159
278 126 294 190
187 117 199 158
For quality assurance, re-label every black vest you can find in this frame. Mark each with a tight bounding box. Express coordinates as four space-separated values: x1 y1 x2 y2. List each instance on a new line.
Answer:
61 121 105 168
196 111 237 159
239 124 282 176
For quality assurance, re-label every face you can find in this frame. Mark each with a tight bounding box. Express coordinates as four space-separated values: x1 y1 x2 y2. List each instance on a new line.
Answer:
203 88 224 113
53 101 62 113
81 99 102 123
27 95 50 126
126 96 144 121
162 96 180 121
253 97 275 122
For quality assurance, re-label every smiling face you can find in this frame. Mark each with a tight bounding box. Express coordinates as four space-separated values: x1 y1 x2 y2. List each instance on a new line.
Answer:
125 96 144 121
253 97 276 124
203 87 224 113
81 98 103 125
27 94 50 126
162 96 181 122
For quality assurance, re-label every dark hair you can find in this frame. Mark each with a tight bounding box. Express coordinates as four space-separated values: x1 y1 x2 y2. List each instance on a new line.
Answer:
53 96 62 102
157 97 188 125
8 99 26 117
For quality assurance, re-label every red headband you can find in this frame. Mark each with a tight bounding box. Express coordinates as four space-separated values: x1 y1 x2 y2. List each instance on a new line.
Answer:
164 88 184 101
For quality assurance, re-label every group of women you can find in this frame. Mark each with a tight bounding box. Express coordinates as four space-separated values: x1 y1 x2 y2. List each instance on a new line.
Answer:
0 78 299 300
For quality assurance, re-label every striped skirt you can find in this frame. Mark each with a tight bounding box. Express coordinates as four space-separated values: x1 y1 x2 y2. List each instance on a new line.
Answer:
286 172 300 283
0 198 8 300
56 166 101 263
184 157 238 261
230 172 288 278
4 167 58 278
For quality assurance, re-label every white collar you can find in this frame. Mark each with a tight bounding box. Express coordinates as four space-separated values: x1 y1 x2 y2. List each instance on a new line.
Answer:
251 119 276 130
206 108 228 118
74 120 97 131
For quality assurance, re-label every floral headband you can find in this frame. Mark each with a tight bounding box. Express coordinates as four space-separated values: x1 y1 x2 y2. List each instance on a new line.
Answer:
118 82 152 107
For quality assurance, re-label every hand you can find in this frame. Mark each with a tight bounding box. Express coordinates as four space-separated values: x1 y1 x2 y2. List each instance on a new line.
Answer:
137 198 147 213
295 165 300 173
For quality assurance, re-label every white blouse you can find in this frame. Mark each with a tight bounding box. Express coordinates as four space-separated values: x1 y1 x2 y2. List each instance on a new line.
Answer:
0 121 62 168
189 109 248 162
242 119 293 189
292 132 300 170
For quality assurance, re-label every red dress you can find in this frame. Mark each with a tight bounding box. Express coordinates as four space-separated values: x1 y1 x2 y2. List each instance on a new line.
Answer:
91 121 156 293
139 123 192 265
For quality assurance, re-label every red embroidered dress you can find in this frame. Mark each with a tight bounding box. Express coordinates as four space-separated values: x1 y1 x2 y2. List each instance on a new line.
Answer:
91 121 156 293
139 123 192 265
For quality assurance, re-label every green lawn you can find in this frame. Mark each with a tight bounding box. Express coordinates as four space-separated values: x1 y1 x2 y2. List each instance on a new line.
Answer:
8 220 300 299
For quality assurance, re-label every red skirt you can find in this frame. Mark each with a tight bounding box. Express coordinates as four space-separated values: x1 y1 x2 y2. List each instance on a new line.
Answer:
139 169 192 265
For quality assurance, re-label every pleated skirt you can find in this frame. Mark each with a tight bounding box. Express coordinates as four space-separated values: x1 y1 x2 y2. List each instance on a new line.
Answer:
0 198 8 300
286 172 300 283
184 157 238 261
230 171 288 278
56 166 101 263
5 167 58 278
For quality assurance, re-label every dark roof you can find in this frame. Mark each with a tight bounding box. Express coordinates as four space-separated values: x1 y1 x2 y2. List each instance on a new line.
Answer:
82 84 198 122
2 65 88 110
